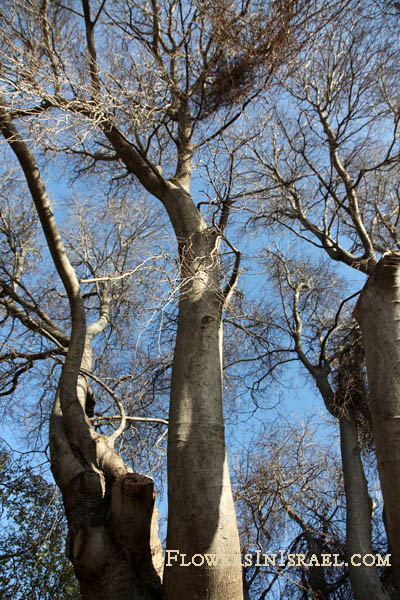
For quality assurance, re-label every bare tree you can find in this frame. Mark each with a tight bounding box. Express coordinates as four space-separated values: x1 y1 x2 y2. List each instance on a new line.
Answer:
240 249 392 598
0 0 319 598
244 0 400 587
234 419 352 600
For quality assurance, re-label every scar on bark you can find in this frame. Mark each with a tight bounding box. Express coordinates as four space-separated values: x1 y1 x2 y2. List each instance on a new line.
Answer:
372 252 400 290
201 315 215 325
85 384 96 418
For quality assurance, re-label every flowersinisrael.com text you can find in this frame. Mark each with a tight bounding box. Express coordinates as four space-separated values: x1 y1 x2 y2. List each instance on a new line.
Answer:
165 550 391 568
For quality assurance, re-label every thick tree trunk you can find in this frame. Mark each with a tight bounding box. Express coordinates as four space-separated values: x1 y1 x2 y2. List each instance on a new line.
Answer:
299 334 389 598
50 342 164 600
2 72 243 598
164 228 243 599
354 251 400 588
60 469 163 600
339 412 390 600
105 87 243 597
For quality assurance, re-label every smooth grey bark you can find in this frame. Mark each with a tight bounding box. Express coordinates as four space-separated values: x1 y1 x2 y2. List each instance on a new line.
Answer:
288 285 388 598
53 339 164 600
102 95 244 596
0 1 314 597
61 468 163 600
354 251 400 588
1 94 243 599
164 225 242 599
339 412 391 600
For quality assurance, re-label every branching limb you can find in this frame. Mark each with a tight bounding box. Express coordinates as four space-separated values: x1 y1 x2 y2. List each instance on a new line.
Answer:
316 106 377 271
0 279 69 347
91 416 168 426
221 236 241 305
0 97 89 484
81 0 101 98
79 367 126 444
319 289 362 366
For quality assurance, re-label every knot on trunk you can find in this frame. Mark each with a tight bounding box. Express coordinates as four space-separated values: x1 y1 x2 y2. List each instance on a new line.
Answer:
354 251 400 323
201 314 215 325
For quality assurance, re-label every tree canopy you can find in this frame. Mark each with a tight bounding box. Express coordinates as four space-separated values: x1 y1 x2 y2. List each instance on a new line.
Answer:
0 1 399 599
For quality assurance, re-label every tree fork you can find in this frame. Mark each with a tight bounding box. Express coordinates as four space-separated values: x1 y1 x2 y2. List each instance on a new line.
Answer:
59 469 163 600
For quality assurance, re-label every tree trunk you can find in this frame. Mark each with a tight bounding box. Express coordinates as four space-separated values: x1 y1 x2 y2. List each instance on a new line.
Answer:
298 336 390 598
50 341 164 600
339 412 391 600
164 227 243 599
60 469 163 600
1 102 164 600
103 84 244 597
354 251 400 588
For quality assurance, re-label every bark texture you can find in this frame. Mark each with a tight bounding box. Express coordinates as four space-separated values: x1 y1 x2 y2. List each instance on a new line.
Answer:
292 309 387 598
354 251 400 587
340 412 391 600
1 5 245 591
102 94 244 596
163 206 242 599
62 470 163 600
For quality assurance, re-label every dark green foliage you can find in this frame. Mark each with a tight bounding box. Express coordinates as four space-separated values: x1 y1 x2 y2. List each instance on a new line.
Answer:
0 446 80 600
